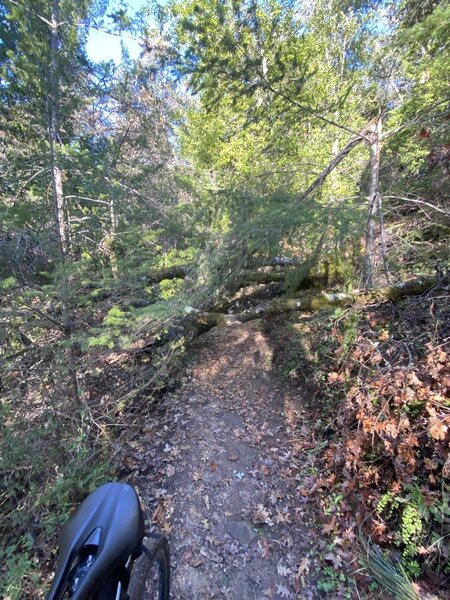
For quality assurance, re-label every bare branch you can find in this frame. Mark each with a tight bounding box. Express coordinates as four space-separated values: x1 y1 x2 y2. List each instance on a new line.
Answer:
18 302 67 332
384 195 450 216
297 121 374 202
7 0 53 28
65 195 110 205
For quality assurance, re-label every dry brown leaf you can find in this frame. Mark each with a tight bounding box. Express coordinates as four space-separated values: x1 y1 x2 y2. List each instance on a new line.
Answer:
321 519 336 535
277 562 292 577
152 502 165 527
192 469 203 481
428 416 449 440
274 509 291 524
253 504 272 525
227 453 239 462
443 454 450 479
258 537 272 559
324 551 342 569
276 583 292 599
166 464 176 477
297 557 310 577
185 552 204 568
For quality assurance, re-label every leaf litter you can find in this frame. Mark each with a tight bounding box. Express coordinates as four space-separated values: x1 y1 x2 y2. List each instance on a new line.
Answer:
115 321 331 598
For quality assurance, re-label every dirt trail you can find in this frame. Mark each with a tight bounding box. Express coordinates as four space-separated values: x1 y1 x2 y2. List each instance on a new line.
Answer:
119 320 322 599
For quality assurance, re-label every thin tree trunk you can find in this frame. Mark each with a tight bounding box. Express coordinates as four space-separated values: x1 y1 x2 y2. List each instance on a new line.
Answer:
109 195 119 279
193 274 448 328
363 115 382 289
49 0 82 407
49 0 68 256
378 193 390 285
138 275 448 353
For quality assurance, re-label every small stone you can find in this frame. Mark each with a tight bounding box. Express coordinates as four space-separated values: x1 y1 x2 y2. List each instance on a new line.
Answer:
227 453 240 461
225 521 257 545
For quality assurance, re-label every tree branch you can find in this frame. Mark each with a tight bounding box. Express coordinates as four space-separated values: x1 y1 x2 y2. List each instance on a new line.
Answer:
384 195 450 216
297 121 374 202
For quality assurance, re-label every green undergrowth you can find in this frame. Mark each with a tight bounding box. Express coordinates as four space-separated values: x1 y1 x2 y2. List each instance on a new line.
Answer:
0 404 113 599
0 292 191 598
267 285 450 597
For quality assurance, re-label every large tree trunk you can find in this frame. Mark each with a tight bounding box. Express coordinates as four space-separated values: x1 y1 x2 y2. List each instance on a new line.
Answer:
363 115 382 289
147 265 190 283
223 274 445 323
135 275 447 357
146 263 294 288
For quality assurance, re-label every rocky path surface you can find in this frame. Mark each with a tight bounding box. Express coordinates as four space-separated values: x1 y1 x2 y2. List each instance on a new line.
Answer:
118 320 323 599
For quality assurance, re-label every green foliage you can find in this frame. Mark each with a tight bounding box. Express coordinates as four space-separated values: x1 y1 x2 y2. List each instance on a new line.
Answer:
376 478 438 577
1 0 449 594
317 566 346 593
0 276 16 289
1 546 41 600
359 537 421 600
377 491 400 519
87 307 132 349
404 483 450 576
159 278 184 299
0 399 112 597
399 504 422 576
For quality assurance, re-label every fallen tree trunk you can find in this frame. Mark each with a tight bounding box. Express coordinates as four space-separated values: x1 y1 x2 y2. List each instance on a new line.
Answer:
234 270 287 286
195 274 448 327
230 268 327 294
146 262 295 288
212 282 284 314
133 274 447 360
147 264 190 283
145 124 372 292
209 270 327 314
244 256 299 269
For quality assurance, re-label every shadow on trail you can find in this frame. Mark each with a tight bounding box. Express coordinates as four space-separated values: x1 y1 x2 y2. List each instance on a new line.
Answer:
121 319 326 599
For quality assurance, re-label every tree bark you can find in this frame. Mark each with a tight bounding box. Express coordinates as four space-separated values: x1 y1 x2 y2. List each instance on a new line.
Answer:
244 256 299 269
133 275 447 357
109 194 119 279
363 115 382 289
230 274 445 322
48 0 82 407
234 270 287 286
49 0 69 257
146 261 296 287
147 265 190 283
378 192 390 285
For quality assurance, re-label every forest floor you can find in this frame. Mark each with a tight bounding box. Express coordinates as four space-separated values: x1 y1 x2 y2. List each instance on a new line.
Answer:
116 319 341 599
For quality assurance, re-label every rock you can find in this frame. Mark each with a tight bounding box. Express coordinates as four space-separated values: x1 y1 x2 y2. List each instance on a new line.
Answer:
200 546 222 563
237 443 257 466
221 412 245 429
225 521 257 545
179 565 210 595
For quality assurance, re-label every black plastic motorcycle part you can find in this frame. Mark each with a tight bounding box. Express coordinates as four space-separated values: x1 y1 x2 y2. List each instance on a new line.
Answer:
47 482 145 600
